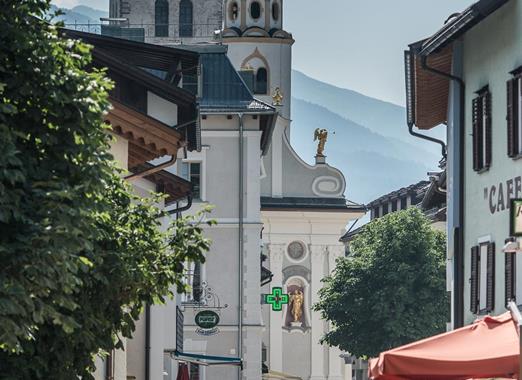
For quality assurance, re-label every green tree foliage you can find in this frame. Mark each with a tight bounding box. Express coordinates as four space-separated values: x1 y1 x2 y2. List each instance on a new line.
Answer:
315 208 447 359
0 1 212 378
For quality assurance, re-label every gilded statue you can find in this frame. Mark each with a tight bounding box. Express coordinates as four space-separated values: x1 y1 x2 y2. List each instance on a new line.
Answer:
314 128 328 157
272 87 283 106
290 289 304 323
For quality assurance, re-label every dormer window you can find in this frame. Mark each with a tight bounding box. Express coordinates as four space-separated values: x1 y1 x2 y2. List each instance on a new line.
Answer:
272 2 279 21
250 1 261 20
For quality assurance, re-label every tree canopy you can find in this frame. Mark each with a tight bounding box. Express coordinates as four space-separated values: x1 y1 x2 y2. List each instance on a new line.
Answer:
315 208 447 359
0 1 211 378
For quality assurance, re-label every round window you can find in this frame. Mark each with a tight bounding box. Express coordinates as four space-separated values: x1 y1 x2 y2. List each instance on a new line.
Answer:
250 1 261 19
287 241 306 261
272 2 279 21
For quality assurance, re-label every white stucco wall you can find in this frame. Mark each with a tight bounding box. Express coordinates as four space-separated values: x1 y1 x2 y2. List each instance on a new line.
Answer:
262 210 364 380
461 0 522 323
225 41 293 120
147 91 178 126
109 133 129 170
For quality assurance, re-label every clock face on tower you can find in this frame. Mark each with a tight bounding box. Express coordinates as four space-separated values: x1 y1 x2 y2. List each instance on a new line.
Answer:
287 241 305 261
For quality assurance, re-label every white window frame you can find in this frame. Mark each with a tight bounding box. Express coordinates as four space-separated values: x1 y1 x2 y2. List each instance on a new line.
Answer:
478 243 488 312
179 147 207 202
476 235 493 313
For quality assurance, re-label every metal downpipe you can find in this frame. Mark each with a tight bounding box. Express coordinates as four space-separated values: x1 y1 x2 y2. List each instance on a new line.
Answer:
237 113 244 378
421 54 465 328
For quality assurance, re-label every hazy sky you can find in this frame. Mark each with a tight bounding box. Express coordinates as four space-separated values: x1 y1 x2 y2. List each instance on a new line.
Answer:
53 0 473 105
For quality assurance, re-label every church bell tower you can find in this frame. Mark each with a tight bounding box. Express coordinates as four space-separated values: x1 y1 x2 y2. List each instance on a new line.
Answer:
222 0 294 121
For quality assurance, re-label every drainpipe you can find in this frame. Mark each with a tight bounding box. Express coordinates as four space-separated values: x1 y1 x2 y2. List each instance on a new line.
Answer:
145 303 151 380
167 195 193 216
407 123 447 159
421 54 465 328
237 113 245 378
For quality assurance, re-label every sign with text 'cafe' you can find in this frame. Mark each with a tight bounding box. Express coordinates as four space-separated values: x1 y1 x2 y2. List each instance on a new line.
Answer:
511 199 522 237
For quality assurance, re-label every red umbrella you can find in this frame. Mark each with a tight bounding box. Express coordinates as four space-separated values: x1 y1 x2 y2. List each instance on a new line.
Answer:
369 312 519 380
176 363 190 380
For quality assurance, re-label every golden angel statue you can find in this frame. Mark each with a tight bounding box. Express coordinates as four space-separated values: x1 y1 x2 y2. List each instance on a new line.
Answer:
272 87 283 106
314 128 328 157
290 289 304 323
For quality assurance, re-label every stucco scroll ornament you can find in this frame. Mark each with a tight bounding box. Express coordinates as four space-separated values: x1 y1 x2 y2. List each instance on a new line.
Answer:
314 128 328 157
272 87 283 106
290 289 304 323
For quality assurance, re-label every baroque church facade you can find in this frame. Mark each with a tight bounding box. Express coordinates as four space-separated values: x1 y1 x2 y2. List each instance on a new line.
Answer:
107 1 365 379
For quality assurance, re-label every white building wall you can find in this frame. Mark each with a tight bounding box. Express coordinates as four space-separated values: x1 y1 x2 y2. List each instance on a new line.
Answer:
262 211 364 380
461 0 522 324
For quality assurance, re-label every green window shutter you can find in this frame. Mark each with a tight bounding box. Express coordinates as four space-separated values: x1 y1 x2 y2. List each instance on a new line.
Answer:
505 251 515 306
470 245 480 314
486 242 495 312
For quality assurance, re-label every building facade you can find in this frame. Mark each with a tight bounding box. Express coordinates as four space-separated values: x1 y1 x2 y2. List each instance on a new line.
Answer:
102 1 365 379
404 0 522 331
64 30 201 380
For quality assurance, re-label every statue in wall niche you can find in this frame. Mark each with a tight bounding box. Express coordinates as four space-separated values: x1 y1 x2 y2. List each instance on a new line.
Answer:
290 289 304 324
314 128 328 157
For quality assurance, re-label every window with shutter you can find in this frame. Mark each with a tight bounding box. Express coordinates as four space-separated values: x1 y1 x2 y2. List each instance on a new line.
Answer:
472 88 492 172
507 74 522 158
470 246 479 314
515 252 522 306
486 242 495 312
505 252 515 306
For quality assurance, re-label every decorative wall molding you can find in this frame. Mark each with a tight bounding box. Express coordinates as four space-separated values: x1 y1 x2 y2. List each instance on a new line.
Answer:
282 265 311 283
312 176 343 197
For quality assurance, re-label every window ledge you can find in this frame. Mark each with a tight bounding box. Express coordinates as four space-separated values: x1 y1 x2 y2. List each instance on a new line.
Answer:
476 166 490 175
512 153 522 161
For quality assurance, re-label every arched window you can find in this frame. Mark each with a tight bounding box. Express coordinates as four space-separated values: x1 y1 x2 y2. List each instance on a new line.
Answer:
179 0 193 37
255 68 268 94
229 1 239 21
250 1 261 20
272 2 279 21
155 0 169 37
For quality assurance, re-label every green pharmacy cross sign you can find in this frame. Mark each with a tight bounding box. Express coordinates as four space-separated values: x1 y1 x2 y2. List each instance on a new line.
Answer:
265 287 289 311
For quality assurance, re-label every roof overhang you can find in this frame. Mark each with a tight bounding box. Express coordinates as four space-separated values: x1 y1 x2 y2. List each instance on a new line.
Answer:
405 45 452 130
130 163 192 205
260 197 367 214
420 0 509 57
105 99 184 167
405 0 509 130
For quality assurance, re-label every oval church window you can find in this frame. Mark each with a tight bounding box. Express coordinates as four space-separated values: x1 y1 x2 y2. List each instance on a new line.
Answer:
250 1 261 20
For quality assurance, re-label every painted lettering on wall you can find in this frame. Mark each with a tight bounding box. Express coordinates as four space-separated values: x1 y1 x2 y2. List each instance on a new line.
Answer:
484 176 522 214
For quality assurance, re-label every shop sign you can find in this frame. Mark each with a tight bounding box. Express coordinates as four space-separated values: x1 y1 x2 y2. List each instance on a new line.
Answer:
511 199 522 236
195 310 220 336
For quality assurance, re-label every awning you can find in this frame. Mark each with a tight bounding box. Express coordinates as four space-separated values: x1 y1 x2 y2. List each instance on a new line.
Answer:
169 350 243 368
369 312 519 380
